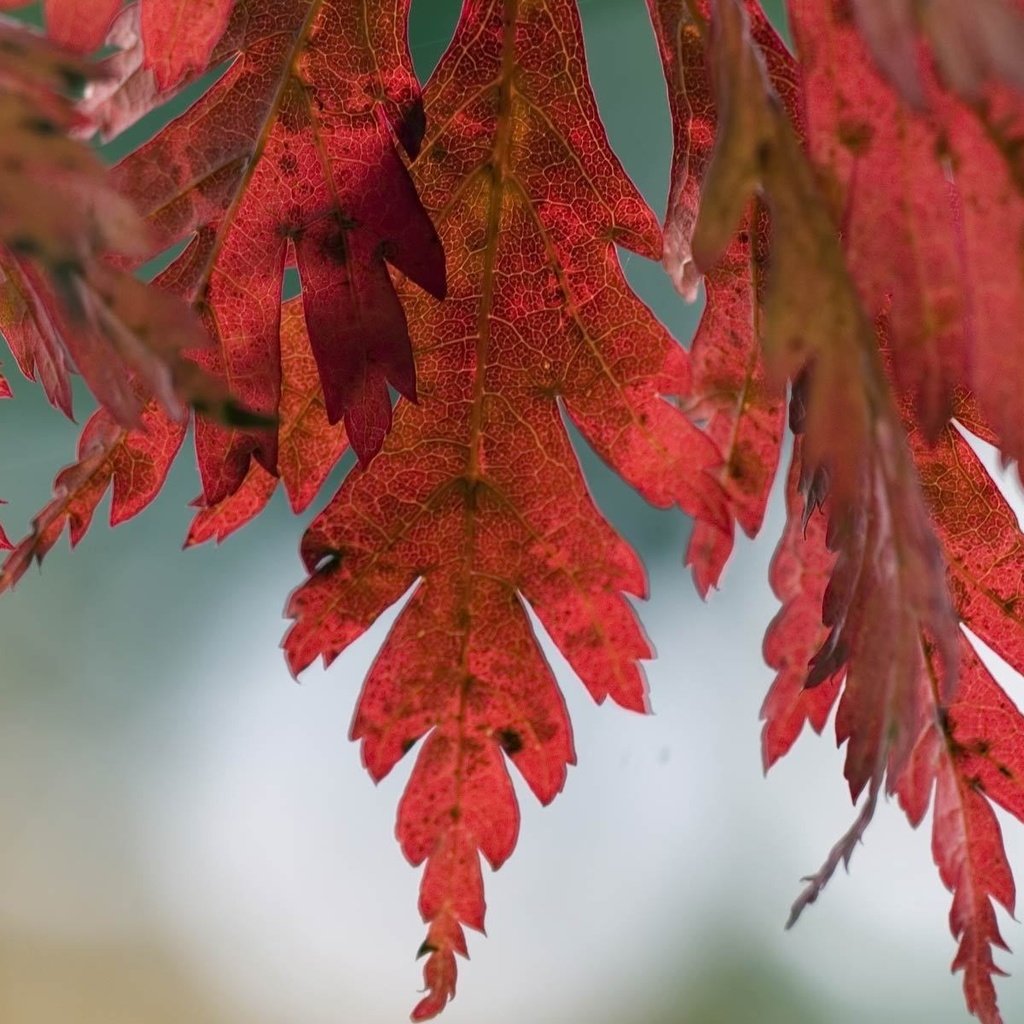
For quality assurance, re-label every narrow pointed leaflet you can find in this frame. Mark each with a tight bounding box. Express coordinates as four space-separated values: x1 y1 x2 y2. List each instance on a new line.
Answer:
105 0 444 499
285 0 726 1016
647 0 787 592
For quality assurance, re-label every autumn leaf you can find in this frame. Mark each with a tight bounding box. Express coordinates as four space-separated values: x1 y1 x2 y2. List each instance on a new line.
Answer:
915 637 1024 1024
653 0 957 905
283 0 726 1016
185 297 348 547
0 0 233 89
0 16 218 425
764 392 1024 1022
647 0 786 594
789 0 1024 472
850 0 1024 105
88 0 445 496
7 1 1024 1021
759 443 841 771
140 0 235 87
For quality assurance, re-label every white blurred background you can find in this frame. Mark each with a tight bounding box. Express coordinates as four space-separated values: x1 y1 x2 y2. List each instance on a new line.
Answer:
1 1 1023 1021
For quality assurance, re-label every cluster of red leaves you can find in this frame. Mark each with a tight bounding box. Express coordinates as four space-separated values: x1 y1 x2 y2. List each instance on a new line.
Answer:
0 13 221 431
5 1 1024 1021
652 1 1024 1021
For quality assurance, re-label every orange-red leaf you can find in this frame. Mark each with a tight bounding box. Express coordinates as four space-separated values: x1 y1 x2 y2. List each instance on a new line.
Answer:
789 0 1024 472
141 0 234 88
894 633 1024 1024
105 0 445 490
42 0 121 53
648 0 786 594
760 444 841 770
0 17 215 425
285 0 726 1016
186 297 347 546
665 0 958 936
0 401 186 591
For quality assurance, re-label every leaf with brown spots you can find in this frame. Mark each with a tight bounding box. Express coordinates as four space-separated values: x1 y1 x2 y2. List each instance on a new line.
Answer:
0 17 216 425
99 0 444 496
790 0 1024 475
284 0 725 1017
648 0 787 593
896 634 1024 1024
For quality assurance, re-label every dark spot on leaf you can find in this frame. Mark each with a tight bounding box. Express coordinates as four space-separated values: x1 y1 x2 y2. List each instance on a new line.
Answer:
320 220 355 264
401 737 417 755
22 116 58 137
374 238 396 263
8 235 38 256
837 118 874 155
195 397 277 429
497 728 523 755
416 941 437 960
998 763 1014 779
396 97 426 158
277 222 304 242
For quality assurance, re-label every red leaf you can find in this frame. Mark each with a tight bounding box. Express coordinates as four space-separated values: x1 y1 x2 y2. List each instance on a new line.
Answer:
648 0 786 594
911 404 1024 679
0 19 218 425
285 0 726 1015
669 0 958 928
186 297 348 546
0 402 186 591
894 634 1024 1024
0 225 224 587
105 0 445 492
760 445 841 771
141 0 234 88
850 0 1024 104
41 0 121 53
789 0 1024 474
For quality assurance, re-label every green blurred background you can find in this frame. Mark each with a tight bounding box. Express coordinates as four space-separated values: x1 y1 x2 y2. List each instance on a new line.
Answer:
1 1 1022 1022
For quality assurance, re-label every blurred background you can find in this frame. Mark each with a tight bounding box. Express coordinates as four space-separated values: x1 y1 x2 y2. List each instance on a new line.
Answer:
2 1 1024 1021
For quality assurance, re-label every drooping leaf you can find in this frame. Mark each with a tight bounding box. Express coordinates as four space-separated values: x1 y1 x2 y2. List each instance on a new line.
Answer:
186 297 348 547
97 0 445 490
764 393 1024 1020
789 0 1024 472
647 0 786 593
0 16 217 425
657 0 958 929
760 443 841 771
895 631 1024 1024
284 0 727 1016
0 231 220 590
1 0 233 89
